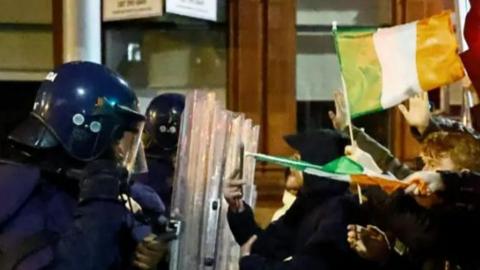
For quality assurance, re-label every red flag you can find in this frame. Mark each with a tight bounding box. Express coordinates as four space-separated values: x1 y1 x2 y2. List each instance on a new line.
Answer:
464 0 480 48
462 50 480 93
462 1 480 93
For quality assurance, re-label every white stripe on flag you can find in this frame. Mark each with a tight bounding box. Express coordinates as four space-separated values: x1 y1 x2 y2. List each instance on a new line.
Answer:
304 168 351 183
373 22 422 109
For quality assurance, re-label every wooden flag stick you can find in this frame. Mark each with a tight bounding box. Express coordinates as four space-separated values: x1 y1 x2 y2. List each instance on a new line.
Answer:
340 75 355 145
332 21 355 145
356 184 363 204
333 21 360 204
341 74 360 203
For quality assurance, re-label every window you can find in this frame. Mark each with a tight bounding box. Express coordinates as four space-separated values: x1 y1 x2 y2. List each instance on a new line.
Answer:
104 15 227 111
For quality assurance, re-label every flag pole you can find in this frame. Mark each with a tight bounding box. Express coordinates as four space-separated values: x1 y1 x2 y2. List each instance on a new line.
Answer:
342 75 363 204
340 75 355 145
332 21 361 203
332 21 355 145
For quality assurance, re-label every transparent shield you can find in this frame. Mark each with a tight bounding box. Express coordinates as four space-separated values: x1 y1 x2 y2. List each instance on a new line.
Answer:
131 141 148 175
116 121 146 174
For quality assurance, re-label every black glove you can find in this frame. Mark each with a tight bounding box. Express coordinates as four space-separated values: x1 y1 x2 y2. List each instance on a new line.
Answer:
78 160 129 203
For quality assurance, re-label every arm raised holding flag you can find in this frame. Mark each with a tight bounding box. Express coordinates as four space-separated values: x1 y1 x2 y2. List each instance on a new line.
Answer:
329 90 413 179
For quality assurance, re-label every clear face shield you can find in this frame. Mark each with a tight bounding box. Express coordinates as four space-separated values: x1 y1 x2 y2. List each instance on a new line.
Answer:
92 98 148 175
115 121 148 175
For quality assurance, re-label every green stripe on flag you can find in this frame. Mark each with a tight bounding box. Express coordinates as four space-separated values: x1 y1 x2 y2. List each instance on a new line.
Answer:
322 156 363 174
247 153 324 172
247 152 402 188
334 29 383 118
247 153 363 175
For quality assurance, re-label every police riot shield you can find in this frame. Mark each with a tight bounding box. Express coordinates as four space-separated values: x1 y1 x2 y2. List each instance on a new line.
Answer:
169 91 215 270
169 90 260 270
243 122 260 207
216 113 244 270
199 104 231 269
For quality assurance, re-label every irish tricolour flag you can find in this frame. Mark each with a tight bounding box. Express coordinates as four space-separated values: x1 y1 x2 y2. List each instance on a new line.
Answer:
334 11 465 118
246 152 423 194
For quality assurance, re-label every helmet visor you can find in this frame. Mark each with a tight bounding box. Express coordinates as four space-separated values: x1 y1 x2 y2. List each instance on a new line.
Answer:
115 121 147 174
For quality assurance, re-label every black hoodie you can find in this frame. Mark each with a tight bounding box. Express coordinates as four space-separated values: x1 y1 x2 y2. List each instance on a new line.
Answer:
228 129 381 270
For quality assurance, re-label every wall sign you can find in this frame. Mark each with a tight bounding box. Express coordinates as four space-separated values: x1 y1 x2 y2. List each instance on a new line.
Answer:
103 0 163 21
166 0 218 21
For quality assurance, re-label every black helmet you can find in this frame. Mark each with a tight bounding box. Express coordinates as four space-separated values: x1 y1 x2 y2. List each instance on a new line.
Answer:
9 61 145 162
143 93 185 158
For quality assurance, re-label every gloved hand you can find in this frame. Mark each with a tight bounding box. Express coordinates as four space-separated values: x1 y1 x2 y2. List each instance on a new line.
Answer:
133 233 175 270
79 160 129 203
347 224 391 262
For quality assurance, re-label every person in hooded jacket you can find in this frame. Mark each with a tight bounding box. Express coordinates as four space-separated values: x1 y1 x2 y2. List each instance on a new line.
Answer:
225 129 381 270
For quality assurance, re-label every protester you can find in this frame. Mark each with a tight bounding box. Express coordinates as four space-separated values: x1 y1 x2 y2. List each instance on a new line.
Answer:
225 129 379 270
271 153 303 222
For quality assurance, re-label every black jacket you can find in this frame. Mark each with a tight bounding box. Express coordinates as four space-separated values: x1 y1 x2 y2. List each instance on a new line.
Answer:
229 129 413 270
364 186 480 270
228 191 376 270
439 170 480 211
412 116 480 142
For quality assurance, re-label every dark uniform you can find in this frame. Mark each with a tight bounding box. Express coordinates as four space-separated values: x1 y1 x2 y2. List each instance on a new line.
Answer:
0 61 163 270
134 93 185 213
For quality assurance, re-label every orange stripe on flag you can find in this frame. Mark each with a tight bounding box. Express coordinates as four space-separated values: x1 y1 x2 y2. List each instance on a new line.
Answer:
351 175 427 194
416 11 465 91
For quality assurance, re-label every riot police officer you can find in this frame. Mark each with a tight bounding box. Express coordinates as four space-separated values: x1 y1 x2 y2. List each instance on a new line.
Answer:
135 93 185 213
0 61 166 270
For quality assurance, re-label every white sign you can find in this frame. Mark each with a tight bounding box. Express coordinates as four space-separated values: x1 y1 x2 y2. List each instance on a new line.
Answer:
103 0 163 21
166 0 218 21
